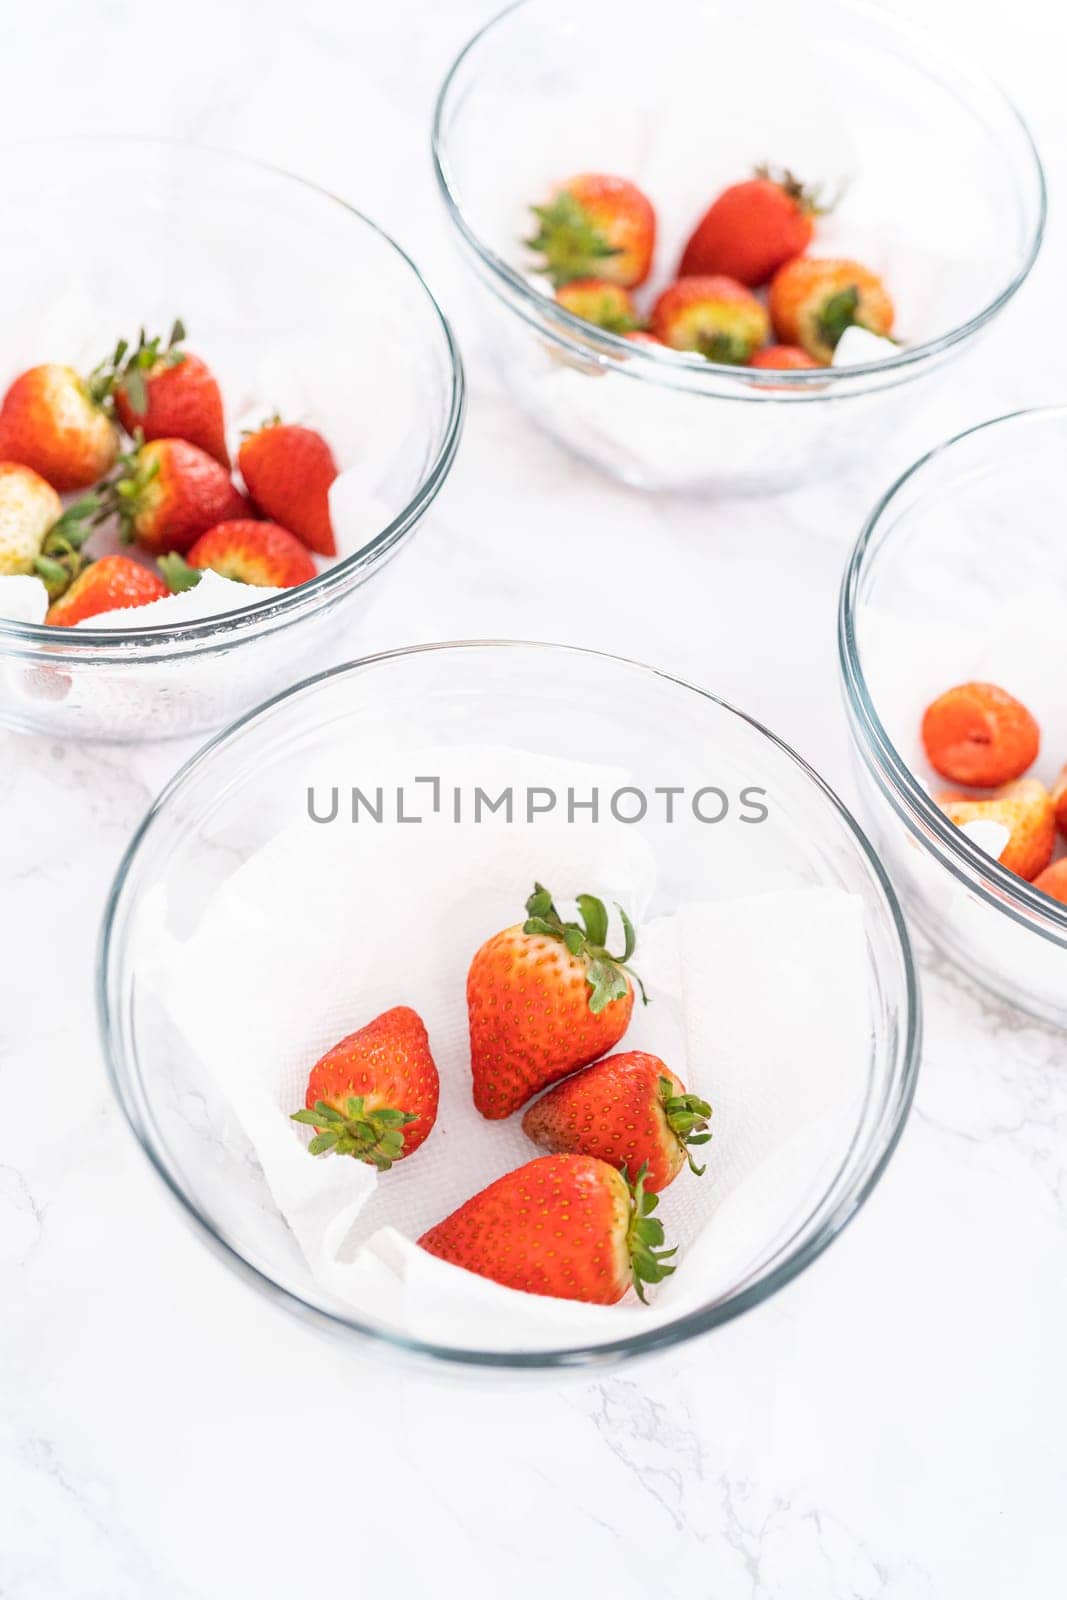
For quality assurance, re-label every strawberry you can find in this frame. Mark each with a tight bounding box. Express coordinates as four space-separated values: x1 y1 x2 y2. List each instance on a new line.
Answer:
160 519 317 590
938 778 1055 881
922 682 1040 787
680 168 824 286
237 420 337 558
1051 765 1067 836
555 278 640 334
467 883 645 1120
528 174 656 290
0 463 99 592
0 363 118 491
290 1006 439 1169
45 554 168 626
748 344 821 370
105 437 247 556
523 1053 711 1193
111 320 230 467
769 257 894 363
418 1154 675 1304
1033 859 1067 905
650 276 770 364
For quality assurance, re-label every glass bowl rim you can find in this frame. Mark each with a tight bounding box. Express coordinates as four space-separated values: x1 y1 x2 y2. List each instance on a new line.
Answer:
431 0 1046 397
839 405 1067 946
0 135 465 660
98 638 922 1370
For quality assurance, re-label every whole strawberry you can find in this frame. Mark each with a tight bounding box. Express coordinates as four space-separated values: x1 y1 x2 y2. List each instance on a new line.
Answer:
418 1154 675 1304
555 278 641 334
238 419 337 557
291 1006 439 1169
0 462 98 593
160 519 316 591
106 437 248 556
650 276 770 364
111 320 230 467
522 1053 711 1192
45 555 168 626
0 363 118 491
467 883 645 1120
528 174 656 289
769 257 894 363
680 167 826 287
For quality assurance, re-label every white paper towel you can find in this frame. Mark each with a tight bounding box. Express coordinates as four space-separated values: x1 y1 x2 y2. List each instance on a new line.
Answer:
138 744 873 1351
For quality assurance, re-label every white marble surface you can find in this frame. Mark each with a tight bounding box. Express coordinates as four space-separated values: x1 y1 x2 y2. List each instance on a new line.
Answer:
2 0 1067 1593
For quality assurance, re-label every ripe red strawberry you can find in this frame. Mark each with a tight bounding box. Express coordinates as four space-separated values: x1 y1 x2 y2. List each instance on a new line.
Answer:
111 321 230 467
528 174 656 289
748 344 821 371
522 1053 711 1192
238 420 337 557
769 257 894 363
555 278 640 333
467 883 645 1120
418 1154 675 1304
650 276 770 364
0 363 118 491
161 519 317 590
290 1006 439 1169
45 554 168 626
679 167 826 287
106 437 248 556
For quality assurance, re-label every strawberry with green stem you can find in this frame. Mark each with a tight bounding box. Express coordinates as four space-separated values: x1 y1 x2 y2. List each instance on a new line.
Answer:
109 319 231 468
101 436 248 556
160 518 316 591
0 363 119 491
528 174 656 289
467 882 647 1120
522 1052 712 1192
418 1153 676 1304
291 1006 439 1170
0 460 98 592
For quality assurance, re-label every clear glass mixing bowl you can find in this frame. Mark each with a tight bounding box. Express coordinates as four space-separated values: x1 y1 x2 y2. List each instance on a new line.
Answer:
840 408 1067 1025
0 139 463 741
432 0 1044 493
100 642 920 1370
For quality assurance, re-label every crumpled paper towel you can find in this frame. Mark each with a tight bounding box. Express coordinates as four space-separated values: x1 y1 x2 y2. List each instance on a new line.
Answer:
140 749 872 1352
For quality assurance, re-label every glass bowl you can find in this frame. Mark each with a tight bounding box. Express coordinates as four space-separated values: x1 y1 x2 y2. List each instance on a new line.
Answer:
840 408 1067 1025
432 0 1044 494
100 642 920 1371
0 138 463 742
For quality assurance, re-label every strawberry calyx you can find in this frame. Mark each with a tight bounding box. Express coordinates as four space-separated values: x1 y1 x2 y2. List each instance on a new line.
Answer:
659 1075 713 1176
817 285 862 351
527 192 621 288
88 319 187 416
291 1096 417 1171
697 329 752 365
522 881 648 1014
754 163 838 219
158 553 202 593
97 434 160 543
624 1162 677 1303
31 495 100 600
